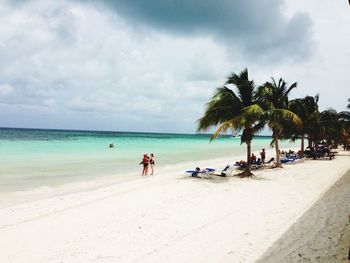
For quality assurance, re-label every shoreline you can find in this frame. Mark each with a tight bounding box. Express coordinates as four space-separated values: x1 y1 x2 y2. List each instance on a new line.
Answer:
0 153 247 208
0 127 301 201
256 166 350 263
0 151 349 262
0 146 301 209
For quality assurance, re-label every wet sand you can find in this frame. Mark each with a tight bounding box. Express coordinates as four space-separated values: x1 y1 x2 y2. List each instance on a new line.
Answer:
256 167 350 263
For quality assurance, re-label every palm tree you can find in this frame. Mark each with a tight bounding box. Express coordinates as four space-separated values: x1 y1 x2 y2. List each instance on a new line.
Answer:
288 95 320 156
339 110 350 150
197 68 264 177
257 78 302 167
319 109 342 146
304 109 344 149
318 109 350 149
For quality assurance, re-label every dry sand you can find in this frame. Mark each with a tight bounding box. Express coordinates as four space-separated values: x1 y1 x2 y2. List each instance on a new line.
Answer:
1 152 349 263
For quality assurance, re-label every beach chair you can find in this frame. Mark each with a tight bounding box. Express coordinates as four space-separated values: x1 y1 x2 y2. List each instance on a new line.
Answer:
251 163 263 170
234 161 263 171
329 151 337 160
234 162 247 170
280 157 295 165
203 168 216 178
220 165 236 177
185 168 216 179
210 165 234 177
290 156 305 163
262 158 277 169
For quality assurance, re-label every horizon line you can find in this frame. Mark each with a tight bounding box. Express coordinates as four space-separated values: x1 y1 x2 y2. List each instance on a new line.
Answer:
0 126 273 137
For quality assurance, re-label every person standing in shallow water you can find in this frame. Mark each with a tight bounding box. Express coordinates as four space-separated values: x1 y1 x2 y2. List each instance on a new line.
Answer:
140 154 150 176
150 153 155 175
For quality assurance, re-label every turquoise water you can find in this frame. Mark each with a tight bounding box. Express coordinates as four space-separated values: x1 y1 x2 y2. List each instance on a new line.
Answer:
0 128 299 192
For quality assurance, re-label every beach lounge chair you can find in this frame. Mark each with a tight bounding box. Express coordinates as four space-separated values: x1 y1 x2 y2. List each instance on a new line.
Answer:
219 165 235 177
262 158 277 169
329 151 337 160
234 161 247 170
290 156 305 163
203 168 216 178
210 165 234 177
280 157 296 164
234 161 263 171
251 163 263 170
185 167 216 179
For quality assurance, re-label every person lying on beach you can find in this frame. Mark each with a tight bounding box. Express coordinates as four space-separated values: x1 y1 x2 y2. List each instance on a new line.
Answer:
191 167 205 178
235 160 247 168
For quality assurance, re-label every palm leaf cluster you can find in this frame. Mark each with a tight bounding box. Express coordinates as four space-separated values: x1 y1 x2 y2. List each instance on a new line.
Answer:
198 69 264 177
197 68 350 177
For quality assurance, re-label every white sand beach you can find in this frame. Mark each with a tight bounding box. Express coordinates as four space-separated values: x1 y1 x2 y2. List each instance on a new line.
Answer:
1 151 350 263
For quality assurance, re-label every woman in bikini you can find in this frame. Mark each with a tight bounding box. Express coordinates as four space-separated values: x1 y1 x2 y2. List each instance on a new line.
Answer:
150 153 155 175
140 154 150 176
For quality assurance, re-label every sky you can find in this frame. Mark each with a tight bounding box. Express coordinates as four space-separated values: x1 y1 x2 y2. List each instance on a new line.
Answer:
0 0 349 133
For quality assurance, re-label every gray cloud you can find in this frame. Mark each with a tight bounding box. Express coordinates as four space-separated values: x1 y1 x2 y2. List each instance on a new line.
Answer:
81 0 314 60
0 0 225 132
2 0 347 134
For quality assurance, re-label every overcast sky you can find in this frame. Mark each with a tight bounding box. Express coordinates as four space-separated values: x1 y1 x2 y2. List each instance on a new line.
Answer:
0 0 349 133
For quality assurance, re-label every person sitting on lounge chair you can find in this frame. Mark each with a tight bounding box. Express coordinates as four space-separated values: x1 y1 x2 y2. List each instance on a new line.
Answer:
234 160 247 169
191 167 204 178
186 167 216 178
251 153 257 163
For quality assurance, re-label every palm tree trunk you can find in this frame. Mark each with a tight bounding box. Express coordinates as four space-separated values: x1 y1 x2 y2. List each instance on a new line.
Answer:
301 134 305 157
239 140 253 177
246 141 251 172
274 135 282 167
307 133 312 149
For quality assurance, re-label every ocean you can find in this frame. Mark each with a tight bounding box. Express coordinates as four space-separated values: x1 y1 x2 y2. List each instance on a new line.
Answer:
0 127 300 197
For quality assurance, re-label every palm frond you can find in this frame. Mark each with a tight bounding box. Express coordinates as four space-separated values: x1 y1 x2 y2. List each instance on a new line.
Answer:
286 82 297 95
211 121 234 141
226 68 255 107
197 86 241 131
242 104 263 123
252 120 266 134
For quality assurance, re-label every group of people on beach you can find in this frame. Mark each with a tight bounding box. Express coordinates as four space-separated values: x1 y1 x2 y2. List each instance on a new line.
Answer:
251 148 266 164
236 148 266 167
139 153 155 176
